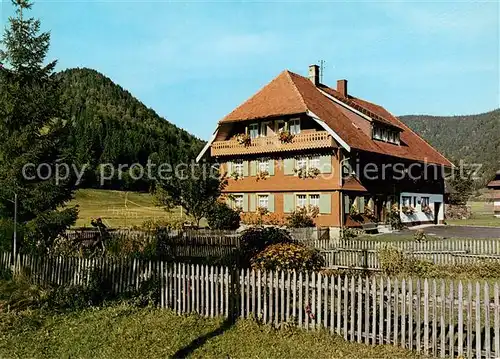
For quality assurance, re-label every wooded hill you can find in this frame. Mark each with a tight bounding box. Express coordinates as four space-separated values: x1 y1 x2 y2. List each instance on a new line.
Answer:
58 68 205 190
400 109 500 187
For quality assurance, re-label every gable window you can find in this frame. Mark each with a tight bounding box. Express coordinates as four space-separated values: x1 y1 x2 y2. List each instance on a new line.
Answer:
233 160 244 176
258 195 269 209
373 126 382 140
373 125 400 144
289 119 301 135
296 194 307 208
248 123 259 139
233 195 243 210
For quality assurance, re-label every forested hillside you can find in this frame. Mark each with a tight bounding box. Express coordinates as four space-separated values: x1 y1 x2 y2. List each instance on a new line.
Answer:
58 68 204 190
400 109 500 187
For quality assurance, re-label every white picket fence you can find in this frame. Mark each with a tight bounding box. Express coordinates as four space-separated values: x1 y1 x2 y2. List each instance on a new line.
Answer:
341 238 500 254
1 252 500 358
322 249 500 270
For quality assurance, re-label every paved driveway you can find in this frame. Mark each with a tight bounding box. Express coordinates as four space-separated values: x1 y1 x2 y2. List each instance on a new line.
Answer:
406 225 500 239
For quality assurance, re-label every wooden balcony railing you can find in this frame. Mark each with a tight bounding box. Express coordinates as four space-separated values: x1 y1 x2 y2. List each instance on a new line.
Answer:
211 131 335 157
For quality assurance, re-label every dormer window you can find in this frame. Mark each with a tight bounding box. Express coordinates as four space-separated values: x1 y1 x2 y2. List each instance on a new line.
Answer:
373 124 400 145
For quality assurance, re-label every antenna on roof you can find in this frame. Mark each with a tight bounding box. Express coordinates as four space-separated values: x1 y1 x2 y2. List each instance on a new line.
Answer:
318 60 326 83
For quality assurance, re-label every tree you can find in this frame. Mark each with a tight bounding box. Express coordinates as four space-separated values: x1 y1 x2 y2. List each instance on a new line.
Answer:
0 0 77 253
154 163 225 227
447 168 474 205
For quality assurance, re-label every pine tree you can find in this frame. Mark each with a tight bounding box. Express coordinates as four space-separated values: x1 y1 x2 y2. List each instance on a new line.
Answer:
0 0 77 253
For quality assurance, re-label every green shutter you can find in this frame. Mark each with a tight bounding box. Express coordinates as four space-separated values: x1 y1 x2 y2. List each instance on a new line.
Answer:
226 161 233 176
344 195 350 215
320 155 332 174
319 193 332 214
243 161 249 177
284 194 294 213
250 161 257 176
242 194 249 212
284 158 295 175
358 196 365 213
249 194 256 212
268 159 275 175
268 194 275 212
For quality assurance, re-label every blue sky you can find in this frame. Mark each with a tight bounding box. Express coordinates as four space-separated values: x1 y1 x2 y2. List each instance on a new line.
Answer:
1 0 498 140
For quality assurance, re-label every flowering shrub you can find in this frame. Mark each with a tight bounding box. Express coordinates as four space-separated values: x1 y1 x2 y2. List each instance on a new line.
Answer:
287 206 317 228
294 167 320 179
251 242 325 272
234 133 251 146
278 130 294 143
238 227 293 267
206 202 241 230
240 212 287 226
230 171 241 180
413 229 427 242
385 204 405 230
256 170 269 181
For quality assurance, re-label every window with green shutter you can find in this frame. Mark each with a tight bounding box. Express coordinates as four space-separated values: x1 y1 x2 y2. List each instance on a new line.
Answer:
242 161 249 177
250 161 257 176
319 193 331 214
226 161 233 176
242 194 249 212
344 195 350 215
268 194 275 212
268 159 275 175
284 193 294 213
319 155 332 173
249 194 256 212
284 158 295 175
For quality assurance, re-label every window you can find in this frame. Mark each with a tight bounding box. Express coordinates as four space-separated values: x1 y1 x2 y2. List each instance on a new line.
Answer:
233 160 244 176
261 122 271 137
258 159 269 173
421 197 430 207
296 194 307 208
309 156 320 170
382 129 388 141
258 195 269 209
248 123 259 139
233 195 243 209
309 194 320 208
402 196 412 206
296 157 308 170
373 127 382 140
289 119 301 135
275 120 286 133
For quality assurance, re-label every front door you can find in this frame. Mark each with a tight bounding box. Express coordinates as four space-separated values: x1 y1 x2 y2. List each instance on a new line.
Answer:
375 197 386 223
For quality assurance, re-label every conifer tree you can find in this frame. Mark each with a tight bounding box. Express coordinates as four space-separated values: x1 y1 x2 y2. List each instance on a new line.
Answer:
0 0 77 253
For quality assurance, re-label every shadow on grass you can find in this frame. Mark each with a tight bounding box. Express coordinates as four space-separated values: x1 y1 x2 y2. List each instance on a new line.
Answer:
170 266 241 359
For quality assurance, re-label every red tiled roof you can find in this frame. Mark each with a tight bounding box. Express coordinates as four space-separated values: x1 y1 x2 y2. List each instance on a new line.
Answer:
217 70 453 167
342 176 368 192
488 180 500 188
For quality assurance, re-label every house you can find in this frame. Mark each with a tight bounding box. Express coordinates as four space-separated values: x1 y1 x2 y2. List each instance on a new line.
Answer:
487 171 500 217
197 65 453 235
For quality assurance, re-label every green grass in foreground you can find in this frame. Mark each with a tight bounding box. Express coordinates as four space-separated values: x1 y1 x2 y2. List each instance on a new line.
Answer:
0 304 421 359
446 213 500 227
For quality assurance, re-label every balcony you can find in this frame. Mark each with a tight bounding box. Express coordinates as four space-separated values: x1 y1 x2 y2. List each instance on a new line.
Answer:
211 131 335 157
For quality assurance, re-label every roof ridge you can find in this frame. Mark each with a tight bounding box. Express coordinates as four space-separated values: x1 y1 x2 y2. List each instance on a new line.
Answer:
283 70 309 113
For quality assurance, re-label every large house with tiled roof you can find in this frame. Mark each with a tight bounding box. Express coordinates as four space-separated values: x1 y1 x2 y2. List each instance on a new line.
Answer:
487 171 500 218
197 65 453 234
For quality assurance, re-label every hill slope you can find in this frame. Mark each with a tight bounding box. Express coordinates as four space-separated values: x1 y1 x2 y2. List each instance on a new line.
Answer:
400 109 500 186
57 68 204 190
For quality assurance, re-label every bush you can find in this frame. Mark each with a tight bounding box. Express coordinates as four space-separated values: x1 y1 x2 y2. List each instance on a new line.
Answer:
341 227 365 240
206 202 241 230
140 217 185 231
251 243 325 272
240 212 287 226
287 207 316 228
238 227 293 267
413 229 427 242
385 205 405 230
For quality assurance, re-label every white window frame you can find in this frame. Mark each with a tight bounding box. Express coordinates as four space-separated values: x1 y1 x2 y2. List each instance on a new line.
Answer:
258 194 269 209
248 123 259 139
421 197 430 208
309 156 320 170
261 121 271 137
258 159 269 173
296 157 308 170
233 194 243 209
289 118 301 135
233 160 244 176
402 196 412 206
296 194 307 208
309 194 320 208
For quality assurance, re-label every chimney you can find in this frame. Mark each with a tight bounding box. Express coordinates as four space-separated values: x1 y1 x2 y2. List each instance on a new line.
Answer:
308 64 320 86
337 79 348 97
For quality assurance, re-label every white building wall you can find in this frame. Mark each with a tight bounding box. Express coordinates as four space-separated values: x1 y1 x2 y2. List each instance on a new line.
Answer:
399 192 444 224
494 200 500 218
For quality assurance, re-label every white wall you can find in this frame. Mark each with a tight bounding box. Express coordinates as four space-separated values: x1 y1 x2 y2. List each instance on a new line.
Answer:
495 200 500 218
399 192 444 224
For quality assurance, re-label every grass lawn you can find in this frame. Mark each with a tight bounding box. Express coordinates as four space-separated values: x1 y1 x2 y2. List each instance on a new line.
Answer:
0 304 421 359
66 189 187 228
446 201 500 227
